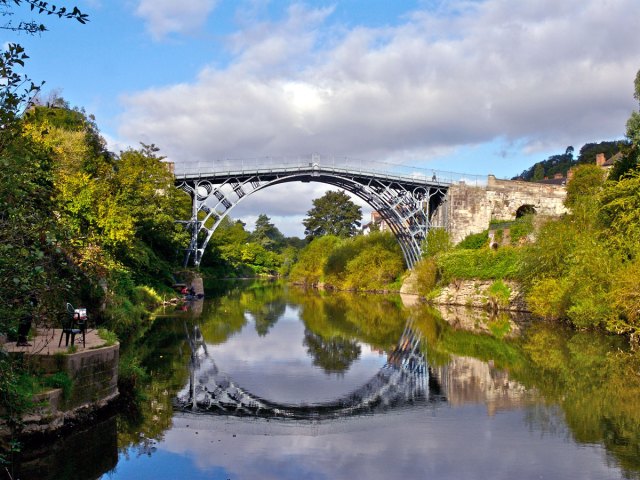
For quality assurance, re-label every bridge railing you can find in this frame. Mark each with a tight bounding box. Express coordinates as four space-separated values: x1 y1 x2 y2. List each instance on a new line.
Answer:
172 155 486 186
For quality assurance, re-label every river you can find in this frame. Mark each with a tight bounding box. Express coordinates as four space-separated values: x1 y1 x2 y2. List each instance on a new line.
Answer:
12 279 640 479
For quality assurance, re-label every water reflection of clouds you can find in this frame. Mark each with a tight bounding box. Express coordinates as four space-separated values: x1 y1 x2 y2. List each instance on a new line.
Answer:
159 407 622 480
206 314 386 405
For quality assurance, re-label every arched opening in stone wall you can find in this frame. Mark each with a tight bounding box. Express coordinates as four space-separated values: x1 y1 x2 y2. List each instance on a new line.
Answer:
515 204 536 218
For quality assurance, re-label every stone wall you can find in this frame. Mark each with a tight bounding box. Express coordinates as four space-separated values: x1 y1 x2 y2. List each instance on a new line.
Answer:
33 344 119 411
444 175 567 243
3 344 120 437
431 279 528 312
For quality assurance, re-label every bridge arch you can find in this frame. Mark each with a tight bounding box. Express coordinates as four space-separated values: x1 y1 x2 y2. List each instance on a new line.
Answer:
175 161 450 268
176 321 444 418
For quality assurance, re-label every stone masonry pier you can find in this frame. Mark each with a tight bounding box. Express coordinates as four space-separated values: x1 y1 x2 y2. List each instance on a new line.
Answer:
442 175 567 244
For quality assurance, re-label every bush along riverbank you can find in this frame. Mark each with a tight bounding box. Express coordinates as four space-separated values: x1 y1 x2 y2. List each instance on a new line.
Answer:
288 232 406 293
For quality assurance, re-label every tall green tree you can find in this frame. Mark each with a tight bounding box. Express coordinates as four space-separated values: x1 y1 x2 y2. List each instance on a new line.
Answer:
250 214 285 251
303 190 362 239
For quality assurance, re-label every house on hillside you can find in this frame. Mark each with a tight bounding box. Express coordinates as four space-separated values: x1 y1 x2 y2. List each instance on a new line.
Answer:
596 152 622 174
362 211 391 235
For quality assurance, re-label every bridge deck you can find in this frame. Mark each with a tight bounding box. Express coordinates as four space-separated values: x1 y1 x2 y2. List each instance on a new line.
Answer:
172 157 483 188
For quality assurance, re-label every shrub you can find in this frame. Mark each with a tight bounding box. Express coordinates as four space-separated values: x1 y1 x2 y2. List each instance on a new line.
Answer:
132 285 162 310
526 277 571 320
97 328 118 346
344 245 405 291
423 228 451 257
567 296 608 330
289 235 340 285
412 257 438 296
487 280 511 308
607 259 640 335
42 371 73 400
510 215 534 244
437 247 523 281
456 231 489 249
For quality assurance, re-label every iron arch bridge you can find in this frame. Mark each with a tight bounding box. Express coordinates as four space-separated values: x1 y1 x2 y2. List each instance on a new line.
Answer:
175 320 446 419
174 156 457 268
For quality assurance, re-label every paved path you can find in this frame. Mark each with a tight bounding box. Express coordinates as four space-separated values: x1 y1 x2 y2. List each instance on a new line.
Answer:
3 328 107 355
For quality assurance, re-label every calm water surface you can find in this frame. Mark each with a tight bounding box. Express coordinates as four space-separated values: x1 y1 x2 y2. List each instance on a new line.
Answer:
16 280 640 479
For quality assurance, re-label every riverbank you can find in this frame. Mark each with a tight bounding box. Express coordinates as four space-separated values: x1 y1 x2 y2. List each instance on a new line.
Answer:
400 269 529 312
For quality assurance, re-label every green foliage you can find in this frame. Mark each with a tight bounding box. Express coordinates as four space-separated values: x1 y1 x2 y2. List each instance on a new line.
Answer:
513 146 575 181
522 211 615 329
509 214 534 244
526 277 571 320
97 328 118 346
607 260 640 337
412 257 438 296
456 230 488 249
564 164 605 210
131 285 162 310
42 371 73 400
0 121 78 335
289 235 341 285
576 141 626 166
344 244 405 291
203 215 289 277
600 171 640 257
0 355 33 432
290 232 405 291
437 247 523 281
513 142 626 182
423 227 451 257
250 214 285 251
487 280 511 308
303 190 362 239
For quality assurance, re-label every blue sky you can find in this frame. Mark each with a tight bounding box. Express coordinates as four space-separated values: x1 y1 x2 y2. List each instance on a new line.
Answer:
6 0 640 235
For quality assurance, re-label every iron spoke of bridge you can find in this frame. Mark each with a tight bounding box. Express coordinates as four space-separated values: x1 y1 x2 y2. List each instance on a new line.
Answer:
176 162 450 268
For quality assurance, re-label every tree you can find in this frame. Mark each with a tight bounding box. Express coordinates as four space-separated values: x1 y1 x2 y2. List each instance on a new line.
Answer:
577 141 625 166
564 164 605 210
531 163 545 181
0 2 88 151
0 1 88 33
250 214 285 251
303 190 362 239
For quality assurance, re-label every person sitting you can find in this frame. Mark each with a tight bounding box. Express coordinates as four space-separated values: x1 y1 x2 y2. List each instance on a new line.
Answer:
16 293 37 347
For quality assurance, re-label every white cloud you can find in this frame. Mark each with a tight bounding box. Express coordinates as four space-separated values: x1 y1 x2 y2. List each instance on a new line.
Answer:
135 0 219 40
121 0 640 164
120 0 640 229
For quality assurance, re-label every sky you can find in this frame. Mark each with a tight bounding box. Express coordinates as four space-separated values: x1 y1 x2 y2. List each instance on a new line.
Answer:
6 0 640 236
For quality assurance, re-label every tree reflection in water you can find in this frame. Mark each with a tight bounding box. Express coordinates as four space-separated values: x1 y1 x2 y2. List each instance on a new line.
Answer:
303 329 361 374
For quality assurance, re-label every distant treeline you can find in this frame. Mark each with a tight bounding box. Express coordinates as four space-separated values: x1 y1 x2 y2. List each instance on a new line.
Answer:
513 141 629 182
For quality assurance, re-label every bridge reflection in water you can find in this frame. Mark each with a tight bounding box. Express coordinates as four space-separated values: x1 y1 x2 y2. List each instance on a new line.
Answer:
175 320 446 420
